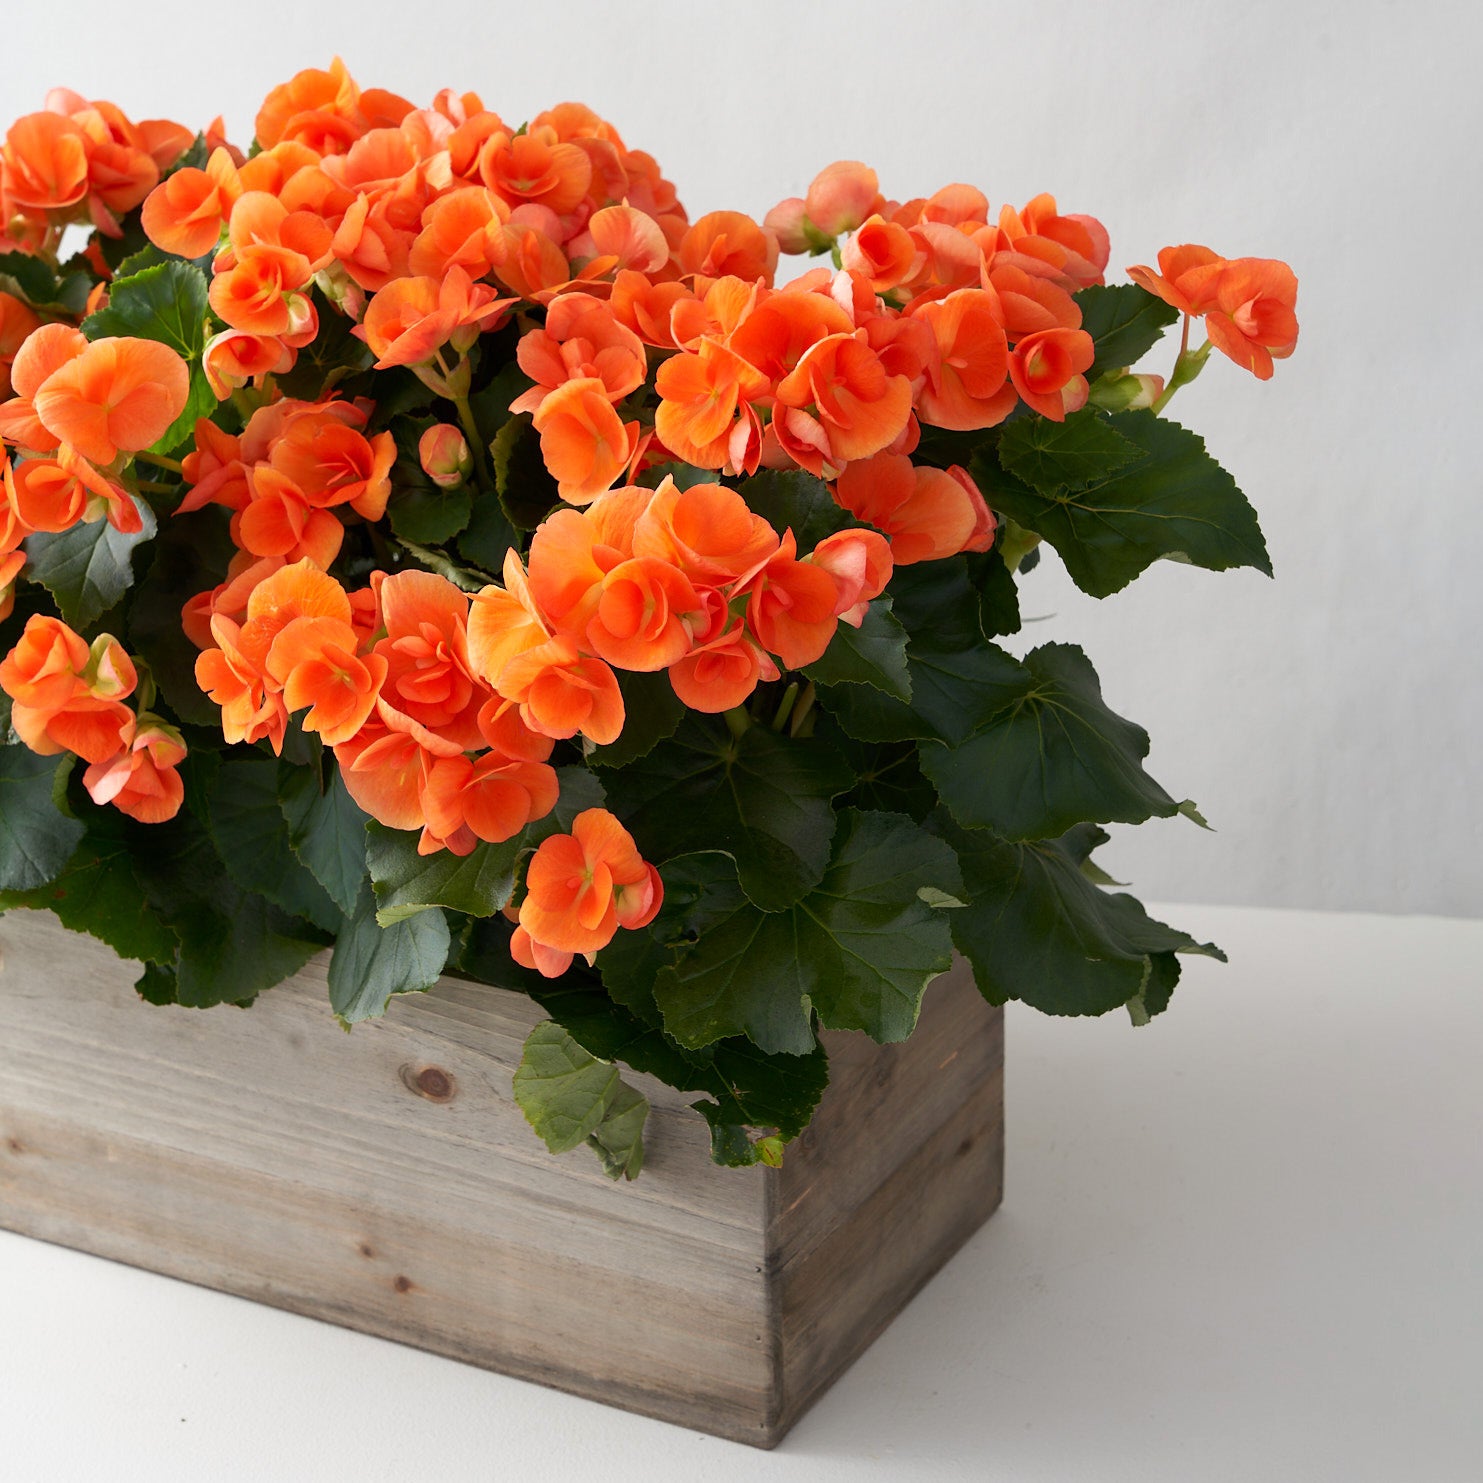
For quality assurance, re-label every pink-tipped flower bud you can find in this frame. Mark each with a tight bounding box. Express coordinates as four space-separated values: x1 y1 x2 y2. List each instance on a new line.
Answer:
419 423 472 488
1087 371 1166 413
805 160 883 238
764 197 814 255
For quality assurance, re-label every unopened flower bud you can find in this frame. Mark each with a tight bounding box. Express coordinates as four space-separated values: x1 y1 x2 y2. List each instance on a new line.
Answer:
1087 371 1166 413
419 423 472 488
764 197 813 255
805 160 882 238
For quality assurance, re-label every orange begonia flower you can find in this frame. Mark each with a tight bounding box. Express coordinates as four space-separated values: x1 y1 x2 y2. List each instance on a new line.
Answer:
83 716 187 824
0 292 42 400
745 531 841 670
531 376 640 505
518 807 662 960
267 614 388 746
496 635 624 745
653 337 769 473
420 751 559 853
805 161 883 238
633 476 778 587
268 416 396 520
811 528 894 625
609 270 696 349
372 568 487 753
0 323 88 452
255 58 361 153
235 467 346 567
409 186 509 279
0 550 23 623
2 112 90 211
668 624 777 712
586 557 702 672
0 613 92 712
30 336 189 465
774 332 913 475
195 616 287 752
467 552 550 690
834 452 994 565
479 127 593 216
982 261 1082 340
203 329 296 401
141 147 243 258
1202 258 1299 380
1008 326 1095 421
913 289 1016 431
334 718 430 832
493 221 573 302
359 264 512 369
512 294 647 415
678 210 778 283
1126 244 1227 317
841 214 924 293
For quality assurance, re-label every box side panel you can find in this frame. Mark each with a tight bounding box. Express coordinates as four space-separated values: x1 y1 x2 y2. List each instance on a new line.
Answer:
0 910 777 1444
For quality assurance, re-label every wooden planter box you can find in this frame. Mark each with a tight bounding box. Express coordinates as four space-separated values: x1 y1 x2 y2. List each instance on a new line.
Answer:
0 908 1003 1448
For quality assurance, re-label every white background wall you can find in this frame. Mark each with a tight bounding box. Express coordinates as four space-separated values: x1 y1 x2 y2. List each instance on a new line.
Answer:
5 0 1478 917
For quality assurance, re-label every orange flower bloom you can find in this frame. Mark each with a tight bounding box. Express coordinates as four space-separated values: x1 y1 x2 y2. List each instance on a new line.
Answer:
834 452 993 565
804 161 882 238
420 751 559 854
1008 326 1094 421
0 613 92 712
586 557 701 671
141 146 241 259
83 716 187 824
235 467 346 567
531 376 640 505
409 186 509 279
0 550 22 623
478 126 593 216
773 332 913 475
31 336 189 464
334 717 430 831
841 214 924 293
1201 258 1299 380
359 263 512 368
810 527 894 624
744 531 841 669
518 807 662 960
632 476 778 587
653 337 769 471
678 210 778 283
912 289 1016 431
1126 244 1226 317
268 414 396 521
668 623 778 712
2 112 90 211
495 635 624 745
254 58 362 153
512 294 647 416
202 328 296 401
266 614 387 746
0 291 42 400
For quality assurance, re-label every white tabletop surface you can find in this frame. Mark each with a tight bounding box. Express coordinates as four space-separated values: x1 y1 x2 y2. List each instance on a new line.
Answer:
3 901 1481 1482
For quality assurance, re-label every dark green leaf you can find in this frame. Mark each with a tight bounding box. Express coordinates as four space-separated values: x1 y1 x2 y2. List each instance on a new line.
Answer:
491 413 560 530
968 548 1022 638
997 408 1142 496
1076 284 1180 377
975 410 1272 598
736 469 849 550
921 642 1191 839
636 461 721 491
457 490 519 574
279 759 371 917
274 292 372 398
0 809 177 963
206 758 341 932
588 668 685 769
135 960 179 1005
602 715 851 911
387 481 473 545
127 506 234 725
25 497 157 628
585 1081 648 1180
812 719 939 822
653 810 962 1053
0 250 61 304
942 818 1225 1017
804 598 911 699
328 881 450 1024
366 824 524 926
0 747 87 892
1127 953 1181 1024
513 1019 639 1157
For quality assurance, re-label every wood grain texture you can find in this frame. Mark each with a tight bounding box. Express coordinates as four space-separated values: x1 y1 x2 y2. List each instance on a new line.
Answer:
0 907 1003 1447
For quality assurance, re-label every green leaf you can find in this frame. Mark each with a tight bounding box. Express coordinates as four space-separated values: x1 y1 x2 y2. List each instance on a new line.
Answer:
585 1081 648 1180
490 413 560 530
0 810 177 964
0 747 88 892
127 506 234 725
942 818 1225 1017
456 489 519 574
513 1020 646 1165
653 810 962 1054
205 758 341 932
1127 952 1181 1025
387 481 473 545
82 261 213 452
921 642 1192 839
804 598 911 700
128 798 327 1007
736 469 849 550
968 548 1022 639
0 251 91 314
602 714 852 911
1076 284 1180 376
587 667 685 769
366 824 524 926
328 881 450 1024
25 497 157 628
135 960 179 1005
996 408 1142 496
812 717 938 822
279 759 371 917
274 291 372 399
975 410 1272 599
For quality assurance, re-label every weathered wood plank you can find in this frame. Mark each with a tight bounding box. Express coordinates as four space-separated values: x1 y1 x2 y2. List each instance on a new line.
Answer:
0 907 1003 1447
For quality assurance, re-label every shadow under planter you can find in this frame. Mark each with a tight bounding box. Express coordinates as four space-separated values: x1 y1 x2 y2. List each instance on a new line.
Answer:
0 908 1004 1448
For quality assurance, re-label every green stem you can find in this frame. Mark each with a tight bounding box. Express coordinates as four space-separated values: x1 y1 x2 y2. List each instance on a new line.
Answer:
1152 323 1213 414
452 393 492 492
788 681 817 739
771 681 800 732
135 479 174 495
133 450 183 474
723 706 752 741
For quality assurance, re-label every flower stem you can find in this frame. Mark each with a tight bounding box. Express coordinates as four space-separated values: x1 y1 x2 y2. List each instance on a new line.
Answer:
788 681 817 739
1152 335 1213 415
133 450 184 474
771 681 800 732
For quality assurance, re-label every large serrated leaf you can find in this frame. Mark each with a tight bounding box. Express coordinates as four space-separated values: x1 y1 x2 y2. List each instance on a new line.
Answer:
328 882 450 1023
1076 283 1180 376
996 408 1143 496
25 497 157 628
736 468 850 549
365 824 525 925
602 715 852 911
804 598 912 699
920 642 1192 840
653 810 963 1054
0 747 87 892
942 817 1225 1017
279 759 372 917
974 410 1271 598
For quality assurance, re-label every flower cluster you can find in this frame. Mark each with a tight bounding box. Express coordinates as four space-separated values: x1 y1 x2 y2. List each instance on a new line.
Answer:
0 62 1297 1171
0 613 185 821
